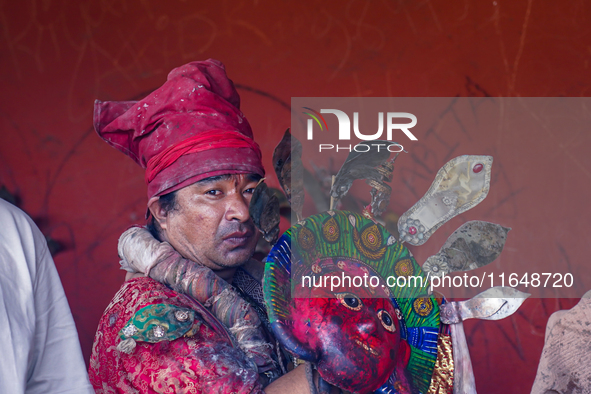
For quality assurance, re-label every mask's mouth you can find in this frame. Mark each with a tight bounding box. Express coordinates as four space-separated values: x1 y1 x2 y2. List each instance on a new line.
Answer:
354 338 379 356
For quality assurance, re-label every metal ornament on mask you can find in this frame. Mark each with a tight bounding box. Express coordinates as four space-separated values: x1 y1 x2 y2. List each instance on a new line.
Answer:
423 221 511 278
256 131 528 394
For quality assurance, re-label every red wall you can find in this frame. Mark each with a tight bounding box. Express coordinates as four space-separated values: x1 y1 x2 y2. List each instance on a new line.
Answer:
1 1 589 392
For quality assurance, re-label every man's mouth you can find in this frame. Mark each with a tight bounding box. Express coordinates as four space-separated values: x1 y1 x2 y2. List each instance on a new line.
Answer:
222 231 253 247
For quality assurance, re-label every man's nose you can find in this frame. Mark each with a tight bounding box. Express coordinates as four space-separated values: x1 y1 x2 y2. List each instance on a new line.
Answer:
225 192 250 222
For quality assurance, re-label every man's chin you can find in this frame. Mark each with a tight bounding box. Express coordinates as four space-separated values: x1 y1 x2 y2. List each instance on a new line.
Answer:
214 246 256 268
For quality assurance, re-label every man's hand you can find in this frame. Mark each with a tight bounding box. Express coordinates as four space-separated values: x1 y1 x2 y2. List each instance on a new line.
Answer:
264 364 342 394
263 365 310 394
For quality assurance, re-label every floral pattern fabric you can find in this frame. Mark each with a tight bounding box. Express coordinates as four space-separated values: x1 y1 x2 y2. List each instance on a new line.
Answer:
89 277 264 394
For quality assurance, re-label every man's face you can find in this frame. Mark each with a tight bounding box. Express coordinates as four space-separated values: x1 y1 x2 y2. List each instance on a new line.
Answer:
158 174 260 271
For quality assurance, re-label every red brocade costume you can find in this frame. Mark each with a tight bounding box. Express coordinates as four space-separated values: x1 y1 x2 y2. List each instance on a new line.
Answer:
89 277 265 394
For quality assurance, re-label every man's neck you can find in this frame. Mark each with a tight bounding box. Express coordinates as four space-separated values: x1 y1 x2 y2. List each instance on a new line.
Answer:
240 258 265 281
214 267 237 284
215 258 264 284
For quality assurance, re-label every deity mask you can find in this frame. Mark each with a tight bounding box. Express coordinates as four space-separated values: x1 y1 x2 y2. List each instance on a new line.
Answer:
264 211 440 393
290 281 406 392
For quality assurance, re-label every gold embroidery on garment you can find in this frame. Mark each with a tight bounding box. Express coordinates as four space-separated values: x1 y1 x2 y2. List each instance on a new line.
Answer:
413 297 434 317
298 226 316 251
394 259 414 277
352 223 387 260
322 216 340 243
427 333 454 394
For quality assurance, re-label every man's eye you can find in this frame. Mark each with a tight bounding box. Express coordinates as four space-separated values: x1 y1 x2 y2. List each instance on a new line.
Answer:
205 190 222 196
244 188 256 194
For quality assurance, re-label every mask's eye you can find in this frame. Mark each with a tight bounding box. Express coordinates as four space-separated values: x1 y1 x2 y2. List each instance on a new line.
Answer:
335 292 363 311
378 310 396 332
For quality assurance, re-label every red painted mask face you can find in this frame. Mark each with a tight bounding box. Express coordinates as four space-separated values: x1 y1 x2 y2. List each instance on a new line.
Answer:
291 278 403 393
266 212 434 394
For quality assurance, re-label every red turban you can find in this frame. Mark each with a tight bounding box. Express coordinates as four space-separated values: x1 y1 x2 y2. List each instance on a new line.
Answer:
94 59 264 201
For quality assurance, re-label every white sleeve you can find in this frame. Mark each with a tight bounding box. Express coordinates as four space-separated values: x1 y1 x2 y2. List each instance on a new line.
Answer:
0 199 95 394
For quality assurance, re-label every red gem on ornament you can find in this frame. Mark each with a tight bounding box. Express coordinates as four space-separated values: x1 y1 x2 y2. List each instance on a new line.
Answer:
409 226 417 235
473 163 483 173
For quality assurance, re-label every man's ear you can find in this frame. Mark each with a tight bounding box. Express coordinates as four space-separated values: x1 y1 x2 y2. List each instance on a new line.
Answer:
148 197 168 231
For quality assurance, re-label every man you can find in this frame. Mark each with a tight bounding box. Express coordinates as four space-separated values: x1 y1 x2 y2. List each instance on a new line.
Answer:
90 59 322 393
0 198 94 394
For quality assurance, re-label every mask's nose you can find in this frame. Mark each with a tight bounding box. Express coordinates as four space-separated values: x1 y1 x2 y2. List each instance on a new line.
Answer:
356 318 378 339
